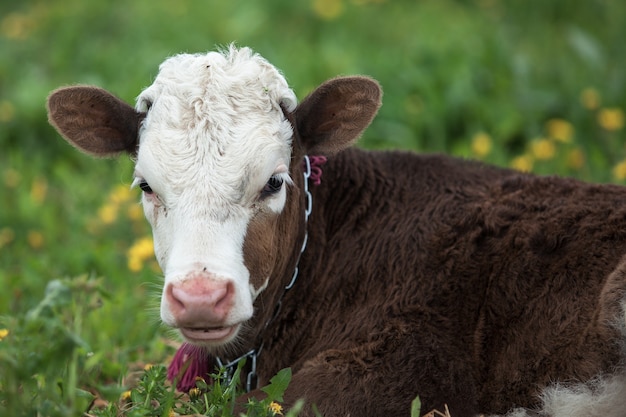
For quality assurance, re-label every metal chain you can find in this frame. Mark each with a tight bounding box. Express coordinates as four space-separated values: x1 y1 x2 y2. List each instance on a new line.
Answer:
216 155 314 392
285 154 312 290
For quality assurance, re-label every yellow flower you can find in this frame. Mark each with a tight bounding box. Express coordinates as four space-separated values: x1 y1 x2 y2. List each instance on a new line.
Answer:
510 155 534 172
128 257 143 273
530 138 555 160
30 177 48 205
127 204 144 221
1 12 35 40
612 160 626 181
98 203 118 224
566 148 585 170
27 230 44 249
268 401 283 416
109 184 134 204
127 236 155 272
188 387 202 399
580 88 600 110
0 228 15 248
312 0 344 20
470 132 492 158
3 168 20 188
143 363 154 371
546 119 574 143
0 328 9 341
598 108 624 132
120 390 132 401
0 101 15 123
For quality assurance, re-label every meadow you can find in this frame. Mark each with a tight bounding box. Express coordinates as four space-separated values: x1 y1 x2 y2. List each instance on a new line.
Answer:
1 0 625 415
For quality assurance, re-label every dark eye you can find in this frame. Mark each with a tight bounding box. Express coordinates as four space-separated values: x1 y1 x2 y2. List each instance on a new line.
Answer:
139 181 153 194
261 175 284 198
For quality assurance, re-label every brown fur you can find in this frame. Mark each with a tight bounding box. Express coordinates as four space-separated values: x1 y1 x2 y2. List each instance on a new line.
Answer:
47 75 626 417
47 86 143 156
253 149 626 416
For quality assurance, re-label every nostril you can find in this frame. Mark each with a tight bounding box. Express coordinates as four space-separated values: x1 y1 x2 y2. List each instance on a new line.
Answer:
166 283 186 311
214 281 234 310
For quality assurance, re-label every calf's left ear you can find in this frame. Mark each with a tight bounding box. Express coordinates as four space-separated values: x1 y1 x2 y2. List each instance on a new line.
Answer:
294 76 382 155
47 86 143 157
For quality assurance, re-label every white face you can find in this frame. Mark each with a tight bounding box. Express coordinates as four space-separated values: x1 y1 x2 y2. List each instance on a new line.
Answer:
131 47 297 349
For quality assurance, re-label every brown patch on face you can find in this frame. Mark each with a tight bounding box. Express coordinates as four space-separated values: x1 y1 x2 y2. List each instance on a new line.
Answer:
243 210 280 293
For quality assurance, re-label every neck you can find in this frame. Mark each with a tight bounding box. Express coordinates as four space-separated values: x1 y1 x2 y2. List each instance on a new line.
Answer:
216 154 326 389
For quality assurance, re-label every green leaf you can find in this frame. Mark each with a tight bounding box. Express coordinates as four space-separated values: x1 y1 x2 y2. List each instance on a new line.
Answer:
74 388 96 414
411 395 422 417
260 368 292 403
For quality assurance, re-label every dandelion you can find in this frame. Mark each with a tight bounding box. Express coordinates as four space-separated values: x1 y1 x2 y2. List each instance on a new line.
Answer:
510 155 533 172
0 101 15 123
143 363 154 371
1 12 35 40
127 204 144 221
0 328 9 341
566 148 585 171
312 0 344 20
546 119 574 143
0 228 15 248
268 401 283 416
3 168 20 188
120 390 132 401
470 132 492 158
598 108 624 132
580 88 600 110
27 230 44 249
127 236 154 272
110 184 134 204
612 160 626 181
30 177 48 205
98 203 118 224
188 387 202 399
530 138 556 160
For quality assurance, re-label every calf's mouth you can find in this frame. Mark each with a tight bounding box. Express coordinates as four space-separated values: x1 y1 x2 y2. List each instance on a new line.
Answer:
179 323 240 345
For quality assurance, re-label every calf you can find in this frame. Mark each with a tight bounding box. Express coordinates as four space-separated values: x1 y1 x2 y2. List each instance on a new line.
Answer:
47 46 626 417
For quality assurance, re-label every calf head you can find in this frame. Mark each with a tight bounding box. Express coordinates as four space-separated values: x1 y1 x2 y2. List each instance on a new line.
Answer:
47 46 381 352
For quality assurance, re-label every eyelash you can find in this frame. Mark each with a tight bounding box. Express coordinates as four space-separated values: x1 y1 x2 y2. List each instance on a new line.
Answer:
138 180 153 194
261 174 284 198
132 177 154 195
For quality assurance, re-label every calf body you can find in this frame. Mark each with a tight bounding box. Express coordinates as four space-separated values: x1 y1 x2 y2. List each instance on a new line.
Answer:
47 46 626 416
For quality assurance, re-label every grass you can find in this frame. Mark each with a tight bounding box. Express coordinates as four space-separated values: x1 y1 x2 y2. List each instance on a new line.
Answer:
1 0 625 415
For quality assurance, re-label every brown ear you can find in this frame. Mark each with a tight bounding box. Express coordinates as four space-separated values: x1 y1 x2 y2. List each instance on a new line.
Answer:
294 76 382 155
46 86 143 157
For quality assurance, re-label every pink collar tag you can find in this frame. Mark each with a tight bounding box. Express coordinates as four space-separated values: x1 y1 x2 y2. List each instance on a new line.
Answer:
307 155 327 186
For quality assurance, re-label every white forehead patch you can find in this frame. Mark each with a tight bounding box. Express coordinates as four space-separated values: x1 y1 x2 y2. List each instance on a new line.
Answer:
134 45 297 204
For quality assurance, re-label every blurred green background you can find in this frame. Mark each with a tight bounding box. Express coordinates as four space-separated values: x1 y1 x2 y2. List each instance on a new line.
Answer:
0 0 625 409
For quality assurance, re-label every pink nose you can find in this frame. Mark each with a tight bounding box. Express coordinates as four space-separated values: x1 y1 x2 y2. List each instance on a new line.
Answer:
166 276 234 326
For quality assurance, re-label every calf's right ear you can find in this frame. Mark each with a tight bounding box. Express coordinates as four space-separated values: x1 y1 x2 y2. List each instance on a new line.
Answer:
46 86 143 157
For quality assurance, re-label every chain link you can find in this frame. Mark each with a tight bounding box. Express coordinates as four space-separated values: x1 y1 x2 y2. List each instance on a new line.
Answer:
285 155 312 290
